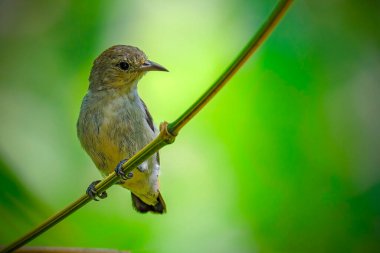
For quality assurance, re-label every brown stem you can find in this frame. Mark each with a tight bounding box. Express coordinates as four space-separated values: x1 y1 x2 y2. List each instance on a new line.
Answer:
0 246 129 253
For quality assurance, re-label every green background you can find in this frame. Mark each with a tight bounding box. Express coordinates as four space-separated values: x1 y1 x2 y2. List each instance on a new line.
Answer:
0 1 379 252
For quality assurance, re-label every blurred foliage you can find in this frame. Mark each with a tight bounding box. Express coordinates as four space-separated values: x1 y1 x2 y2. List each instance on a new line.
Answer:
0 0 380 252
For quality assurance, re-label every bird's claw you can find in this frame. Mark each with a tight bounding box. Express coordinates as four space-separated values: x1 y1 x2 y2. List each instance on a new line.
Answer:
115 159 134 181
86 180 108 201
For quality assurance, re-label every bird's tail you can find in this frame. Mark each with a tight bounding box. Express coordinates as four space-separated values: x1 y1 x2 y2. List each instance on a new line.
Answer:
131 192 166 214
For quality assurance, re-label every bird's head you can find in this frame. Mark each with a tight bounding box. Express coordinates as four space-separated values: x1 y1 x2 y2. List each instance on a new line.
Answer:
89 45 168 92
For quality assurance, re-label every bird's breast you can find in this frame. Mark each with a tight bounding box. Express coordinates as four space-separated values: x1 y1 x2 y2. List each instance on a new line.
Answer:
100 95 155 166
78 93 156 173
78 91 160 205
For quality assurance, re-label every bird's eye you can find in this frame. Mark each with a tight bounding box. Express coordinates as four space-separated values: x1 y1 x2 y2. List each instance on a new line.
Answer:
118 61 130 70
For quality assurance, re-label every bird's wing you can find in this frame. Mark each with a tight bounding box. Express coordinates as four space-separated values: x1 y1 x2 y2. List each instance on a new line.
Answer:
139 98 155 132
139 98 160 164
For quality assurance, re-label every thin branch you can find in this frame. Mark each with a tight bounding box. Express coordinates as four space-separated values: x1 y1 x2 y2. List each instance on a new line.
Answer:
0 1 293 252
169 0 292 135
0 247 129 253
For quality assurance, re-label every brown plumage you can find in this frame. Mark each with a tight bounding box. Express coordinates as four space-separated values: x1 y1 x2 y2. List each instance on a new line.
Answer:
77 45 168 213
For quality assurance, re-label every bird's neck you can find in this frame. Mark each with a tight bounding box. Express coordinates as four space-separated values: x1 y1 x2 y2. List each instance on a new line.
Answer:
119 80 139 101
92 80 140 101
125 85 139 101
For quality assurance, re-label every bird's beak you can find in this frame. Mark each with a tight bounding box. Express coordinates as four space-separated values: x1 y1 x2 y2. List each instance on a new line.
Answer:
140 60 169 72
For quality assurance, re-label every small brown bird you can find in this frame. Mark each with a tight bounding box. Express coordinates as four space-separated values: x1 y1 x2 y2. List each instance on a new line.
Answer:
77 45 168 213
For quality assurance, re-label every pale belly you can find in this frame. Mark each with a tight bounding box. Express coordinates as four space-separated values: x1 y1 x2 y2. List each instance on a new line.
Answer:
78 93 160 205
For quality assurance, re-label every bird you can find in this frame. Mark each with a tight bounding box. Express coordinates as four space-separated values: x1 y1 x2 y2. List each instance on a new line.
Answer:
77 45 168 214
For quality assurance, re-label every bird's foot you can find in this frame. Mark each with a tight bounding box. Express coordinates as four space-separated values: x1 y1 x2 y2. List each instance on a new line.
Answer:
86 180 107 201
115 159 134 181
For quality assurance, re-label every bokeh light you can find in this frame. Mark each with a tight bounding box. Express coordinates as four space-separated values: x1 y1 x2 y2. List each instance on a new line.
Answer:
1 1 379 252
